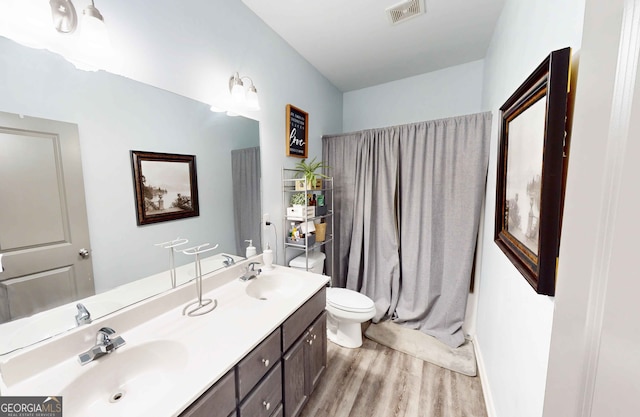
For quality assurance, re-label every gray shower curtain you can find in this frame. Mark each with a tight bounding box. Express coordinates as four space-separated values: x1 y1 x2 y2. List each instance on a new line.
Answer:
231 147 261 256
322 112 491 348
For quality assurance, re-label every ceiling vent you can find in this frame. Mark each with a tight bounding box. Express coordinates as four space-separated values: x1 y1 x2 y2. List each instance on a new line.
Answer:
386 0 425 25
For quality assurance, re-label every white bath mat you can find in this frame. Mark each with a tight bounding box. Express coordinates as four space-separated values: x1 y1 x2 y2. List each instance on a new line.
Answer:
364 320 477 376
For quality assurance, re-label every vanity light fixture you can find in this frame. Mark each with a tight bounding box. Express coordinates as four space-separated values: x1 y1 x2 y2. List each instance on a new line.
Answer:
50 0 78 33
80 0 109 49
70 0 113 70
48 0 113 71
228 72 261 111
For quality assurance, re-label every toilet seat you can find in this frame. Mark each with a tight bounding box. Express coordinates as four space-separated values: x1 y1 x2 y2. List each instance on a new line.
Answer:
325 288 375 348
327 288 374 313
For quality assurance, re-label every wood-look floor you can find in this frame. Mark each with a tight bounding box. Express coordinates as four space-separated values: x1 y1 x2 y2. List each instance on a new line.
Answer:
300 338 488 417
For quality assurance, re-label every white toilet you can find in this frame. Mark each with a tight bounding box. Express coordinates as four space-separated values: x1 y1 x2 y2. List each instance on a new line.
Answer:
325 287 375 348
289 252 376 348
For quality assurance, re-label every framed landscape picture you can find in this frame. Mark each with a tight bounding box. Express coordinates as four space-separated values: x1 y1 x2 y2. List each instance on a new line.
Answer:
494 47 571 296
131 151 199 225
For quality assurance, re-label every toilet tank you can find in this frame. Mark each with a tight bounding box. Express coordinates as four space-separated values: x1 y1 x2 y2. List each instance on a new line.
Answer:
289 252 326 274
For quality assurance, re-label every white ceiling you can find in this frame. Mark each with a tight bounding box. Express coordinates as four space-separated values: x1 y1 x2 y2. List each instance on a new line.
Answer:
241 0 506 92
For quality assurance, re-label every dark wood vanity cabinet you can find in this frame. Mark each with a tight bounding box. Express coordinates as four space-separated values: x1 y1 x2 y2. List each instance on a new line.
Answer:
283 335 307 417
237 328 282 399
305 311 327 394
239 363 282 417
179 368 237 417
282 290 327 417
283 312 327 417
180 287 326 417
237 328 283 417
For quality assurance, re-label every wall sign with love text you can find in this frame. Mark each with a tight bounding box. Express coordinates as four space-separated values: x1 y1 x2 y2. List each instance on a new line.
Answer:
286 104 308 158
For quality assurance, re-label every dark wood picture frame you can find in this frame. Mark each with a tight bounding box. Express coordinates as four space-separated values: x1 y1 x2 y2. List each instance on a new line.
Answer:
286 104 308 158
131 150 199 225
494 47 571 296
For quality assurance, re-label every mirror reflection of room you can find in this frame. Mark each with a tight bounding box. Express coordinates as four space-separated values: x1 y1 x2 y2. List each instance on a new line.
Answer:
0 35 260 350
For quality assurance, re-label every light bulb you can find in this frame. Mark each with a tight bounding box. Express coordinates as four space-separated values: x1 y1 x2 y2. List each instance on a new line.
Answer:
231 84 244 103
69 2 112 71
246 85 260 111
81 3 110 51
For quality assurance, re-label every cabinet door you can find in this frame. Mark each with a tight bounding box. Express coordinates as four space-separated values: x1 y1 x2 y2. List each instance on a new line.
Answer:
283 331 308 417
305 311 327 395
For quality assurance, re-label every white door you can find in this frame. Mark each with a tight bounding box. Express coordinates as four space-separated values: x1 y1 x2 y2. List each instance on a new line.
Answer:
0 111 94 323
543 0 640 415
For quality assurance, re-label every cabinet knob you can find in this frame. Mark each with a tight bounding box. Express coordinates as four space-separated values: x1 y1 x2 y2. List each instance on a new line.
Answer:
308 339 313 345
313 334 317 340
263 401 271 411
262 358 269 367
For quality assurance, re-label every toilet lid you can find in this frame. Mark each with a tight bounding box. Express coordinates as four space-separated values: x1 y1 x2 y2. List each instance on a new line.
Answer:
327 288 374 312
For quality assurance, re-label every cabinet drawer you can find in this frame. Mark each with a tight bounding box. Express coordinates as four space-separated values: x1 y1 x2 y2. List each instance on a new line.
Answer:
237 327 281 399
239 362 282 417
271 403 284 417
282 287 326 352
179 369 236 417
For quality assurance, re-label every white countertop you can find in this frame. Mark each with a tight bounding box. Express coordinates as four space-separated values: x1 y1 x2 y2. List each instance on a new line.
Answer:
0 261 329 417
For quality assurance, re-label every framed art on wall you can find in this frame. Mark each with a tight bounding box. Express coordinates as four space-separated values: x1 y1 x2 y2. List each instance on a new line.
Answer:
286 104 308 158
494 47 571 296
131 150 199 225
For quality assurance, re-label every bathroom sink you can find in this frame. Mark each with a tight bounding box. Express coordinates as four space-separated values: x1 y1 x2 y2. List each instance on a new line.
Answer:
245 275 303 300
59 340 188 417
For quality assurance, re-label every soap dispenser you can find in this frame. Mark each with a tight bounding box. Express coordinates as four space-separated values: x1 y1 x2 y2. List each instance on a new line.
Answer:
245 240 256 258
262 243 274 270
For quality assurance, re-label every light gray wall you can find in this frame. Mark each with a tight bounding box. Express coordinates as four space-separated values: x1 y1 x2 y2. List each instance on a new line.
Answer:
0 37 260 292
342 60 484 132
475 0 585 416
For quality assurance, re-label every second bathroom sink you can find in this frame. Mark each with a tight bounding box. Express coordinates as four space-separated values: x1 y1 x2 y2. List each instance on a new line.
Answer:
245 274 303 301
59 340 188 417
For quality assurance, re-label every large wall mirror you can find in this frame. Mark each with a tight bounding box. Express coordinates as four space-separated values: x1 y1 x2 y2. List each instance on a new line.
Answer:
0 36 262 353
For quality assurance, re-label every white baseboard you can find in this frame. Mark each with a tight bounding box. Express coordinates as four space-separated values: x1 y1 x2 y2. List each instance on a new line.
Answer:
472 335 497 417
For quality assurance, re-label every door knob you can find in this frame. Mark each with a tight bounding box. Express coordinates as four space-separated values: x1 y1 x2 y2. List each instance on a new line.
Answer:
79 248 90 258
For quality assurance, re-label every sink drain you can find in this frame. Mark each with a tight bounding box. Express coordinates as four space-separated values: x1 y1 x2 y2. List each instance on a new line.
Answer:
258 297 267 301
109 391 125 403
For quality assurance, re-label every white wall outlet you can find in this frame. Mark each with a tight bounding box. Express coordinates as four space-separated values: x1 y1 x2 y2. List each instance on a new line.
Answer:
263 213 270 225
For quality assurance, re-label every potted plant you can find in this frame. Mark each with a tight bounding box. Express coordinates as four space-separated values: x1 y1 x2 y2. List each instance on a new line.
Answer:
288 192 314 220
294 157 330 190
290 192 307 206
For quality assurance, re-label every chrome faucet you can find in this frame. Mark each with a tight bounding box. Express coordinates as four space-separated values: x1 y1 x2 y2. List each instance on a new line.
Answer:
240 262 261 281
222 254 235 267
75 303 91 326
78 327 126 365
